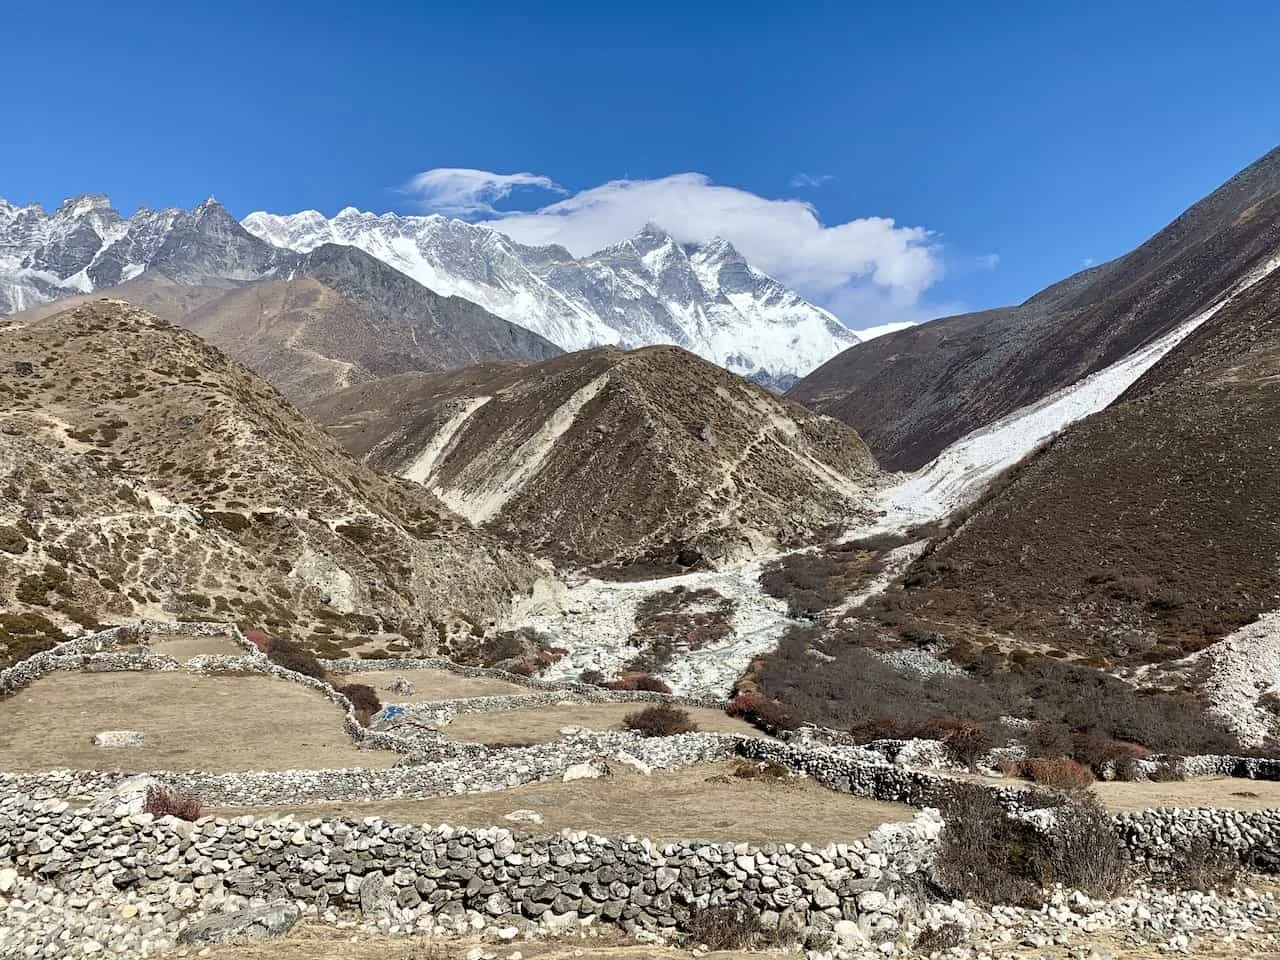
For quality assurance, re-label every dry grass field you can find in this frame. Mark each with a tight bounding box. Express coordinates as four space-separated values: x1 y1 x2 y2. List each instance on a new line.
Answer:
214 762 912 845
1094 777 1280 812
194 924 1280 960
143 633 246 662
441 703 762 745
0 672 397 772
331 669 534 703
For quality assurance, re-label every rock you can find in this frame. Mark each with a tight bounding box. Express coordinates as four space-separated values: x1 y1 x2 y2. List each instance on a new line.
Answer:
559 725 584 737
614 751 652 775
562 762 605 783
386 676 416 696
86 775 163 816
359 873 392 916
177 901 300 945
0 868 16 894
92 730 145 747
504 810 544 824
119 904 139 919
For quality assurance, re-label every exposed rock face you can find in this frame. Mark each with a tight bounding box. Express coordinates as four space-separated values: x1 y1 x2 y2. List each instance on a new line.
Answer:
309 345 882 567
790 144 1280 470
0 301 540 661
243 211 859 387
176 901 300 945
4 236 563 403
880 264 1280 663
0 196 284 314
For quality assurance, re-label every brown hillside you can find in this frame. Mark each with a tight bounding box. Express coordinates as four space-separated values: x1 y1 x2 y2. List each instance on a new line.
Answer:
873 265 1280 664
790 144 1280 470
0 300 540 665
309 346 882 568
4 244 563 403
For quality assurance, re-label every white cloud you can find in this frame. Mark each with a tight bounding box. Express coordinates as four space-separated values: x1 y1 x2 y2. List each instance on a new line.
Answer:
402 168 563 217
1082 256 1095 267
853 321 920 342
404 168 953 328
789 172 836 188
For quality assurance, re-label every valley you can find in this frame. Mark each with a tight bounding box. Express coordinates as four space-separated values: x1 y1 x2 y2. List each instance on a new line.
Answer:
3 141 1280 960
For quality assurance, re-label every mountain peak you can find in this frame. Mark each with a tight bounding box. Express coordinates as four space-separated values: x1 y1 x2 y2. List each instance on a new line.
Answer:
55 194 114 218
635 221 674 243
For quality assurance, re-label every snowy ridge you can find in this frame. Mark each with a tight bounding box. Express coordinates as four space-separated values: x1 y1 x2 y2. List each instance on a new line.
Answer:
869 249 1280 531
242 210 859 385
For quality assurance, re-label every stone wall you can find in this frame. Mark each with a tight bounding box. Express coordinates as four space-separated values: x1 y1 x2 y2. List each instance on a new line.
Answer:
0 792 938 942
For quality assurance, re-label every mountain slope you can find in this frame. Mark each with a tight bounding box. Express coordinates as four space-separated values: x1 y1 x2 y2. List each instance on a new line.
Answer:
178 244 563 400
2 212 564 401
875 263 1280 665
0 195 284 313
308 346 882 567
242 210 858 387
790 144 1280 470
0 301 540 664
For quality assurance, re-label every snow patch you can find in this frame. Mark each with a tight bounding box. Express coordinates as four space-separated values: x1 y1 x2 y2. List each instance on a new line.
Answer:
400 396 491 485
874 250 1280 529
435 375 609 524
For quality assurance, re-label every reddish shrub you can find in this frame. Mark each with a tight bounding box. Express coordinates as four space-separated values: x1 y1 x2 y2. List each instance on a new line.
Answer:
606 673 672 694
143 785 202 821
1024 758 1094 792
922 717 995 769
265 637 326 679
243 628 271 652
726 694 800 735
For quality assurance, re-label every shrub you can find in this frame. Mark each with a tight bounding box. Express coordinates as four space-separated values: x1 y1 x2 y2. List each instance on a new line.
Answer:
336 682 382 725
729 758 790 781
1168 839 1240 891
265 637 326 680
923 717 994 769
1023 758 1094 792
1036 796 1130 897
143 785 202 822
578 669 605 686
933 786 1129 904
914 923 967 954
726 693 801 735
684 904 765 950
624 704 696 737
0 524 28 554
243 628 272 653
605 673 672 693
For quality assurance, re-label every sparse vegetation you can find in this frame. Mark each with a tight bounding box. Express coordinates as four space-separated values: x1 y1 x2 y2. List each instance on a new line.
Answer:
623 704 697 737
265 637 326 680
684 904 768 950
760 542 886 618
605 673 672 693
143 785 202 821
335 682 382 725
725 692 801 735
932 785 1129 906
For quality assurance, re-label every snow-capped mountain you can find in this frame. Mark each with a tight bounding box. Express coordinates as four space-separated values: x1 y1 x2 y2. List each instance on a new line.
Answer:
242 209 858 386
0 194 282 314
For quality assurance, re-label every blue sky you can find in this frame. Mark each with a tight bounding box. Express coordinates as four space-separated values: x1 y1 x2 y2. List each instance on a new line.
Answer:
4 0 1278 331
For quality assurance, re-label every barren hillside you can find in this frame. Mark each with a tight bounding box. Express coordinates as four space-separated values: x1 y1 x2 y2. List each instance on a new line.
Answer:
790 144 1280 470
870 264 1280 665
0 300 541 664
4 245 563 403
310 346 882 568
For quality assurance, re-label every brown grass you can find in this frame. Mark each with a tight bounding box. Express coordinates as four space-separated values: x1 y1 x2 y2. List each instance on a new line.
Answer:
214 762 912 845
330 669 533 703
144 633 244 662
440 703 760 745
0 672 397 772
1092 777 1280 813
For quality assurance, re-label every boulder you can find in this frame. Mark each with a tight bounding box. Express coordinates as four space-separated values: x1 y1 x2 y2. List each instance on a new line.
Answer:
504 809 544 824
86 775 163 816
93 731 145 748
177 901 300 945
562 762 605 783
